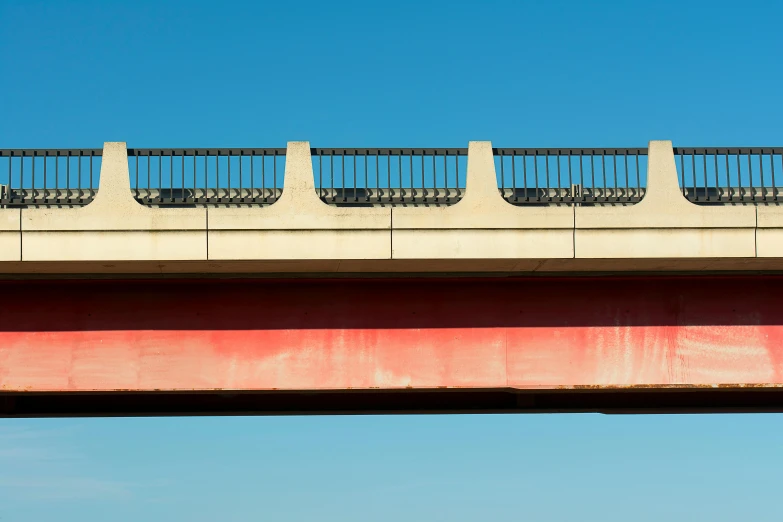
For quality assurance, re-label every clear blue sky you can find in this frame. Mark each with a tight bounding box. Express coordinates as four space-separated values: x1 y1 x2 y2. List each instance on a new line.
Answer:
1 1 783 520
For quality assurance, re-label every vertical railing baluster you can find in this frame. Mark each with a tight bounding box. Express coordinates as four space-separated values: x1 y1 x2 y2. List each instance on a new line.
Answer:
534 152 540 203
499 150 505 201
727 154 732 202
749 152 754 203
772 151 778 202
611 153 617 201
556 151 563 203
714 153 719 202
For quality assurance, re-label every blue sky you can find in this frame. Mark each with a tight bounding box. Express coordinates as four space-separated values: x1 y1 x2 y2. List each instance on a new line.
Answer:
2 1 783 520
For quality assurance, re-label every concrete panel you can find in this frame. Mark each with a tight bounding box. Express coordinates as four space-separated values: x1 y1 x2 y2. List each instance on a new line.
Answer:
208 229 391 260
756 228 783 257
22 231 206 261
575 141 756 259
21 143 207 261
0 232 21 262
393 141 574 230
756 207 783 258
392 141 574 261
208 142 390 231
208 142 391 261
757 206 783 228
393 229 573 259
575 228 755 258
576 141 756 230
0 209 19 232
0 209 21 261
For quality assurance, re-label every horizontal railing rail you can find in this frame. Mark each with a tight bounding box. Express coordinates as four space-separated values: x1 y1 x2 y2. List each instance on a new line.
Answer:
0 149 102 208
312 148 468 206
494 148 649 206
675 147 783 205
127 148 286 207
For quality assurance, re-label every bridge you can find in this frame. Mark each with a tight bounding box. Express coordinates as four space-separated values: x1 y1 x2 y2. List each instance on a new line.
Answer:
1 141 783 416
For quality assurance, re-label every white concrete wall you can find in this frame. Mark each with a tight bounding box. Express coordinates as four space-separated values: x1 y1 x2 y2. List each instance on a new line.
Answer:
22 143 206 261
0 209 21 261
207 142 391 260
575 141 756 258
392 141 574 260
0 140 775 271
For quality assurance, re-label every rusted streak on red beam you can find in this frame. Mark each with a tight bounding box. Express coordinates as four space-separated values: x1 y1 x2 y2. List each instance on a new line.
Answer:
1 276 783 393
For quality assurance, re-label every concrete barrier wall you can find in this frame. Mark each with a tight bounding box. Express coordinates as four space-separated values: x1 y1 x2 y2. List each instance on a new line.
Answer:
1 140 778 271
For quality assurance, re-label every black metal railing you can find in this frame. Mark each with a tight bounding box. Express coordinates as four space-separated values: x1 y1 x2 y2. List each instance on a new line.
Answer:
127 148 286 207
494 148 649 205
312 148 468 206
0 149 102 208
5 146 783 209
675 147 783 205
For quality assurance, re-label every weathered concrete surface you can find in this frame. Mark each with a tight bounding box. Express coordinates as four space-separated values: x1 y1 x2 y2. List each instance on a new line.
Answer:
0 209 21 261
24 231 206 262
392 141 574 259
575 141 756 258
576 228 755 258
207 142 391 260
4 139 781 271
755 206 783 257
21 143 207 261
1 277 782 392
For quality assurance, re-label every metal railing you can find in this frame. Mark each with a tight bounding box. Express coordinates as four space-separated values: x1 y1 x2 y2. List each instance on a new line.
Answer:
494 148 649 206
4 146 782 209
312 148 468 206
127 148 286 207
0 149 102 208
675 147 783 204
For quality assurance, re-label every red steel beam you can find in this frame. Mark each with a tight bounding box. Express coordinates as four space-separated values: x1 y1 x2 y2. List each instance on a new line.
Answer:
1 276 783 415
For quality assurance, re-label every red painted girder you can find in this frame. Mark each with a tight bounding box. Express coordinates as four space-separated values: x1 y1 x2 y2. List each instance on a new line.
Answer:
1 276 782 392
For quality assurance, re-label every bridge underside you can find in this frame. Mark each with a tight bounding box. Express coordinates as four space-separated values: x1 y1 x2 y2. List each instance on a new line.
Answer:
2 276 783 416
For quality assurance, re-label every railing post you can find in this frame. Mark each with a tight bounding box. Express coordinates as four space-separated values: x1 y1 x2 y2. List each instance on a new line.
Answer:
461 141 502 208
90 142 136 210
644 140 683 207
272 142 320 212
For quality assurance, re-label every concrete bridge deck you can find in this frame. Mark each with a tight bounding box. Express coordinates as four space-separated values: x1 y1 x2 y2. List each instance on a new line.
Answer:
2 140 782 273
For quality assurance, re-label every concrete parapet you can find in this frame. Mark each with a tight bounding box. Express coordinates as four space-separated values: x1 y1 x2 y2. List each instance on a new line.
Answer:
391 141 574 259
21 143 207 261
207 142 391 260
575 141 756 258
0 209 21 261
755 206 783 257
4 138 780 271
